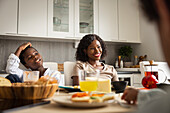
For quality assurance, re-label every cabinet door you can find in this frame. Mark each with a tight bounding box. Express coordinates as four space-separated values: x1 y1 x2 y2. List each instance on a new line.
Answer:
98 0 118 41
48 0 74 38
18 0 47 37
74 0 98 38
118 0 140 43
133 74 143 84
0 0 17 35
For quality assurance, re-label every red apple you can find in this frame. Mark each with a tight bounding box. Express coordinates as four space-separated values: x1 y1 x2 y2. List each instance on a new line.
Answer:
142 75 158 89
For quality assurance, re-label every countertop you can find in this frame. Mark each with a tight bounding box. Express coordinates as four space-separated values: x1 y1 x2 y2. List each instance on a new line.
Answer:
116 68 141 74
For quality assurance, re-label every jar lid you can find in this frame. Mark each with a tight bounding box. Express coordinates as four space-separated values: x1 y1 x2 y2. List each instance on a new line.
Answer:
144 60 158 66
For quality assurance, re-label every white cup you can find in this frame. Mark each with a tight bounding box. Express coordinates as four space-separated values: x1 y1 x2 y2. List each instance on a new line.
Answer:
23 71 39 82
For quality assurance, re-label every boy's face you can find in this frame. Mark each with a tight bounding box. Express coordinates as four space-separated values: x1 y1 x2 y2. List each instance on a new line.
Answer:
23 48 43 70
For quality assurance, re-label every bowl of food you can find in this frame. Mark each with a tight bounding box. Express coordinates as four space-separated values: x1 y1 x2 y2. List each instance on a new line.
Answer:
0 76 58 100
111 81 127 93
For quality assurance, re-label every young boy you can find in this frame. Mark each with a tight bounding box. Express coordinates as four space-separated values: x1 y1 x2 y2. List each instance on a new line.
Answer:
5 42 63 86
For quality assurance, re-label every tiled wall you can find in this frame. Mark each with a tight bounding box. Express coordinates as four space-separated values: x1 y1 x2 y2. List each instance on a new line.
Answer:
0 36 121 71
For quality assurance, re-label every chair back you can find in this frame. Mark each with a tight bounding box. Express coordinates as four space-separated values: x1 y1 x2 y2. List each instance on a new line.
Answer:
64 61 76 86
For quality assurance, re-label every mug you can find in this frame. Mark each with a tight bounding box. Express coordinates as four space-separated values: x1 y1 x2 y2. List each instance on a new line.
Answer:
144 65 167 83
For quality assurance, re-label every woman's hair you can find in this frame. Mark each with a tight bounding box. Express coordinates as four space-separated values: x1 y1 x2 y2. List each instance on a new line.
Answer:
19 46 37 65
139 0 170 22
75 34 107 62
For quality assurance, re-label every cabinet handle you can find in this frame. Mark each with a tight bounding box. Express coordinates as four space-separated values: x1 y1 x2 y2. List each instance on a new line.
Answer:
119 40 127 42
5 33 17 35
110 39 119 42
17 34 29 36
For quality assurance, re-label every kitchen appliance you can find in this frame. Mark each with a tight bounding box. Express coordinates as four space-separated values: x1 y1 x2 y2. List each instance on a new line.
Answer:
140 61 170 83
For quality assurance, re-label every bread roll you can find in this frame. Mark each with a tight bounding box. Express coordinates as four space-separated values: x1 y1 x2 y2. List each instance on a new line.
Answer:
0 77 12 86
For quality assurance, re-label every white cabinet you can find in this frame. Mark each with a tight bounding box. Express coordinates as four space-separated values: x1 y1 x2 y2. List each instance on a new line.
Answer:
0 0 140 43
48 0 98 39
118 73 143 87
0 0 47 37
118 0 140 43
74 0 98 37
118 74 134 86
0 0 18 35
98 0 118 41
133 73 143 87
48 0 74 38
19 0 47 37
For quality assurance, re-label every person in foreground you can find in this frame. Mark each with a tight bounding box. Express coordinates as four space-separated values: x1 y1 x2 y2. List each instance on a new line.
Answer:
5 42 63 86
72 34 118 85
121 0 170 112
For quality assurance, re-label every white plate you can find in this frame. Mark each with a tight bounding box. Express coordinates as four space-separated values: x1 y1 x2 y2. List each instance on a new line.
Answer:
53 96 112 108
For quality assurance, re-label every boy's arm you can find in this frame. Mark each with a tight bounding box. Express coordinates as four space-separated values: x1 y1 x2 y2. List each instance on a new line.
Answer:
6 53 24 78
14 42 32 57
6 42 32 78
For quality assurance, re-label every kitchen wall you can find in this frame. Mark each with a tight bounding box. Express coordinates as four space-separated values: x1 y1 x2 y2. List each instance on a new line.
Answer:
131 11 165 62
0 37 122 71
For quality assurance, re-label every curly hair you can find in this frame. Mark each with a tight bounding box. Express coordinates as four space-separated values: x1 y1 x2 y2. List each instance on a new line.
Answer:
75 34 107 62
19 46 38 65
139 0 170 22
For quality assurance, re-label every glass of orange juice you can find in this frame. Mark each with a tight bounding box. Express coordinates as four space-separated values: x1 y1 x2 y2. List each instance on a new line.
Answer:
79 70 99 92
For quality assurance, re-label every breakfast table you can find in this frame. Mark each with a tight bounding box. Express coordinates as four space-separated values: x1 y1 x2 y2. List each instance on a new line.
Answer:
10 91 137 113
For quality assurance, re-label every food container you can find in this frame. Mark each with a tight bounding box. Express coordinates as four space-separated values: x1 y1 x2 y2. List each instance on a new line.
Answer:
23 71 39 82
0 84 58 100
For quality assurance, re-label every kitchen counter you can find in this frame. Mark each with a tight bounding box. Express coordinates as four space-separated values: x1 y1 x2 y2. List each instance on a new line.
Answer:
9 92 137 113
117 71 141 74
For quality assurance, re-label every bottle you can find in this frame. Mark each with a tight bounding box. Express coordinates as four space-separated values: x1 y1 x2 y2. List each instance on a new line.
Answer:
120 58 123 68
115 58 119 68
118 56 121 68
134 55 138 65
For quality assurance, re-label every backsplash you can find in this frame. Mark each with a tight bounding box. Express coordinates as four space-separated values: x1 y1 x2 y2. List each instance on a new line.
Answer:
0 36 121 71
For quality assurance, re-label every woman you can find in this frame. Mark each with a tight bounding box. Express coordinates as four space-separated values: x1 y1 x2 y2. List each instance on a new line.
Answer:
72 34 118 85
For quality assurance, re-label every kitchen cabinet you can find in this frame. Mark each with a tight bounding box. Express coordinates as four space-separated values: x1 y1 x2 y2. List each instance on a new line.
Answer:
48 0 74 38
48 0 98 39
18 0 47 37
133 73 143 87
0 0 47 37
118 74 134 86
118 0 140 43
0 0 141 43
74 0 98 37
118 72 143 87
98 0 118 41
0 0 18 35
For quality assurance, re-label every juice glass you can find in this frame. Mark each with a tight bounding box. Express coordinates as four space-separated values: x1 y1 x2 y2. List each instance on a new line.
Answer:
79 70 99 92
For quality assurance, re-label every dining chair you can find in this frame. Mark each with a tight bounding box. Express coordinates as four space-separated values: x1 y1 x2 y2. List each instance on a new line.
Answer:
64 61 76 86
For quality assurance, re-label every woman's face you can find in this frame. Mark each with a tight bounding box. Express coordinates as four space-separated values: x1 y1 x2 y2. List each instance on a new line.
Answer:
85 40 102 61
23 48 43 70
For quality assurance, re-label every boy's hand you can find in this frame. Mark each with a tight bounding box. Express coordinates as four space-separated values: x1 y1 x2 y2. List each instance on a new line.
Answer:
15 42 32 57
121 87 139 104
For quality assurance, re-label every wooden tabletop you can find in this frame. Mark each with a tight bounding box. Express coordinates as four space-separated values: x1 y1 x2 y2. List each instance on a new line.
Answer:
10 92 137 113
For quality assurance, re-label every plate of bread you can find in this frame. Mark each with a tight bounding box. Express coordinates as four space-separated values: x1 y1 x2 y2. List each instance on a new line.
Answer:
53 92 115 108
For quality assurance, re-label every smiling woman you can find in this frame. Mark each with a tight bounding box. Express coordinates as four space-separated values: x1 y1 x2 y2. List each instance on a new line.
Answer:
72 34 119 86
